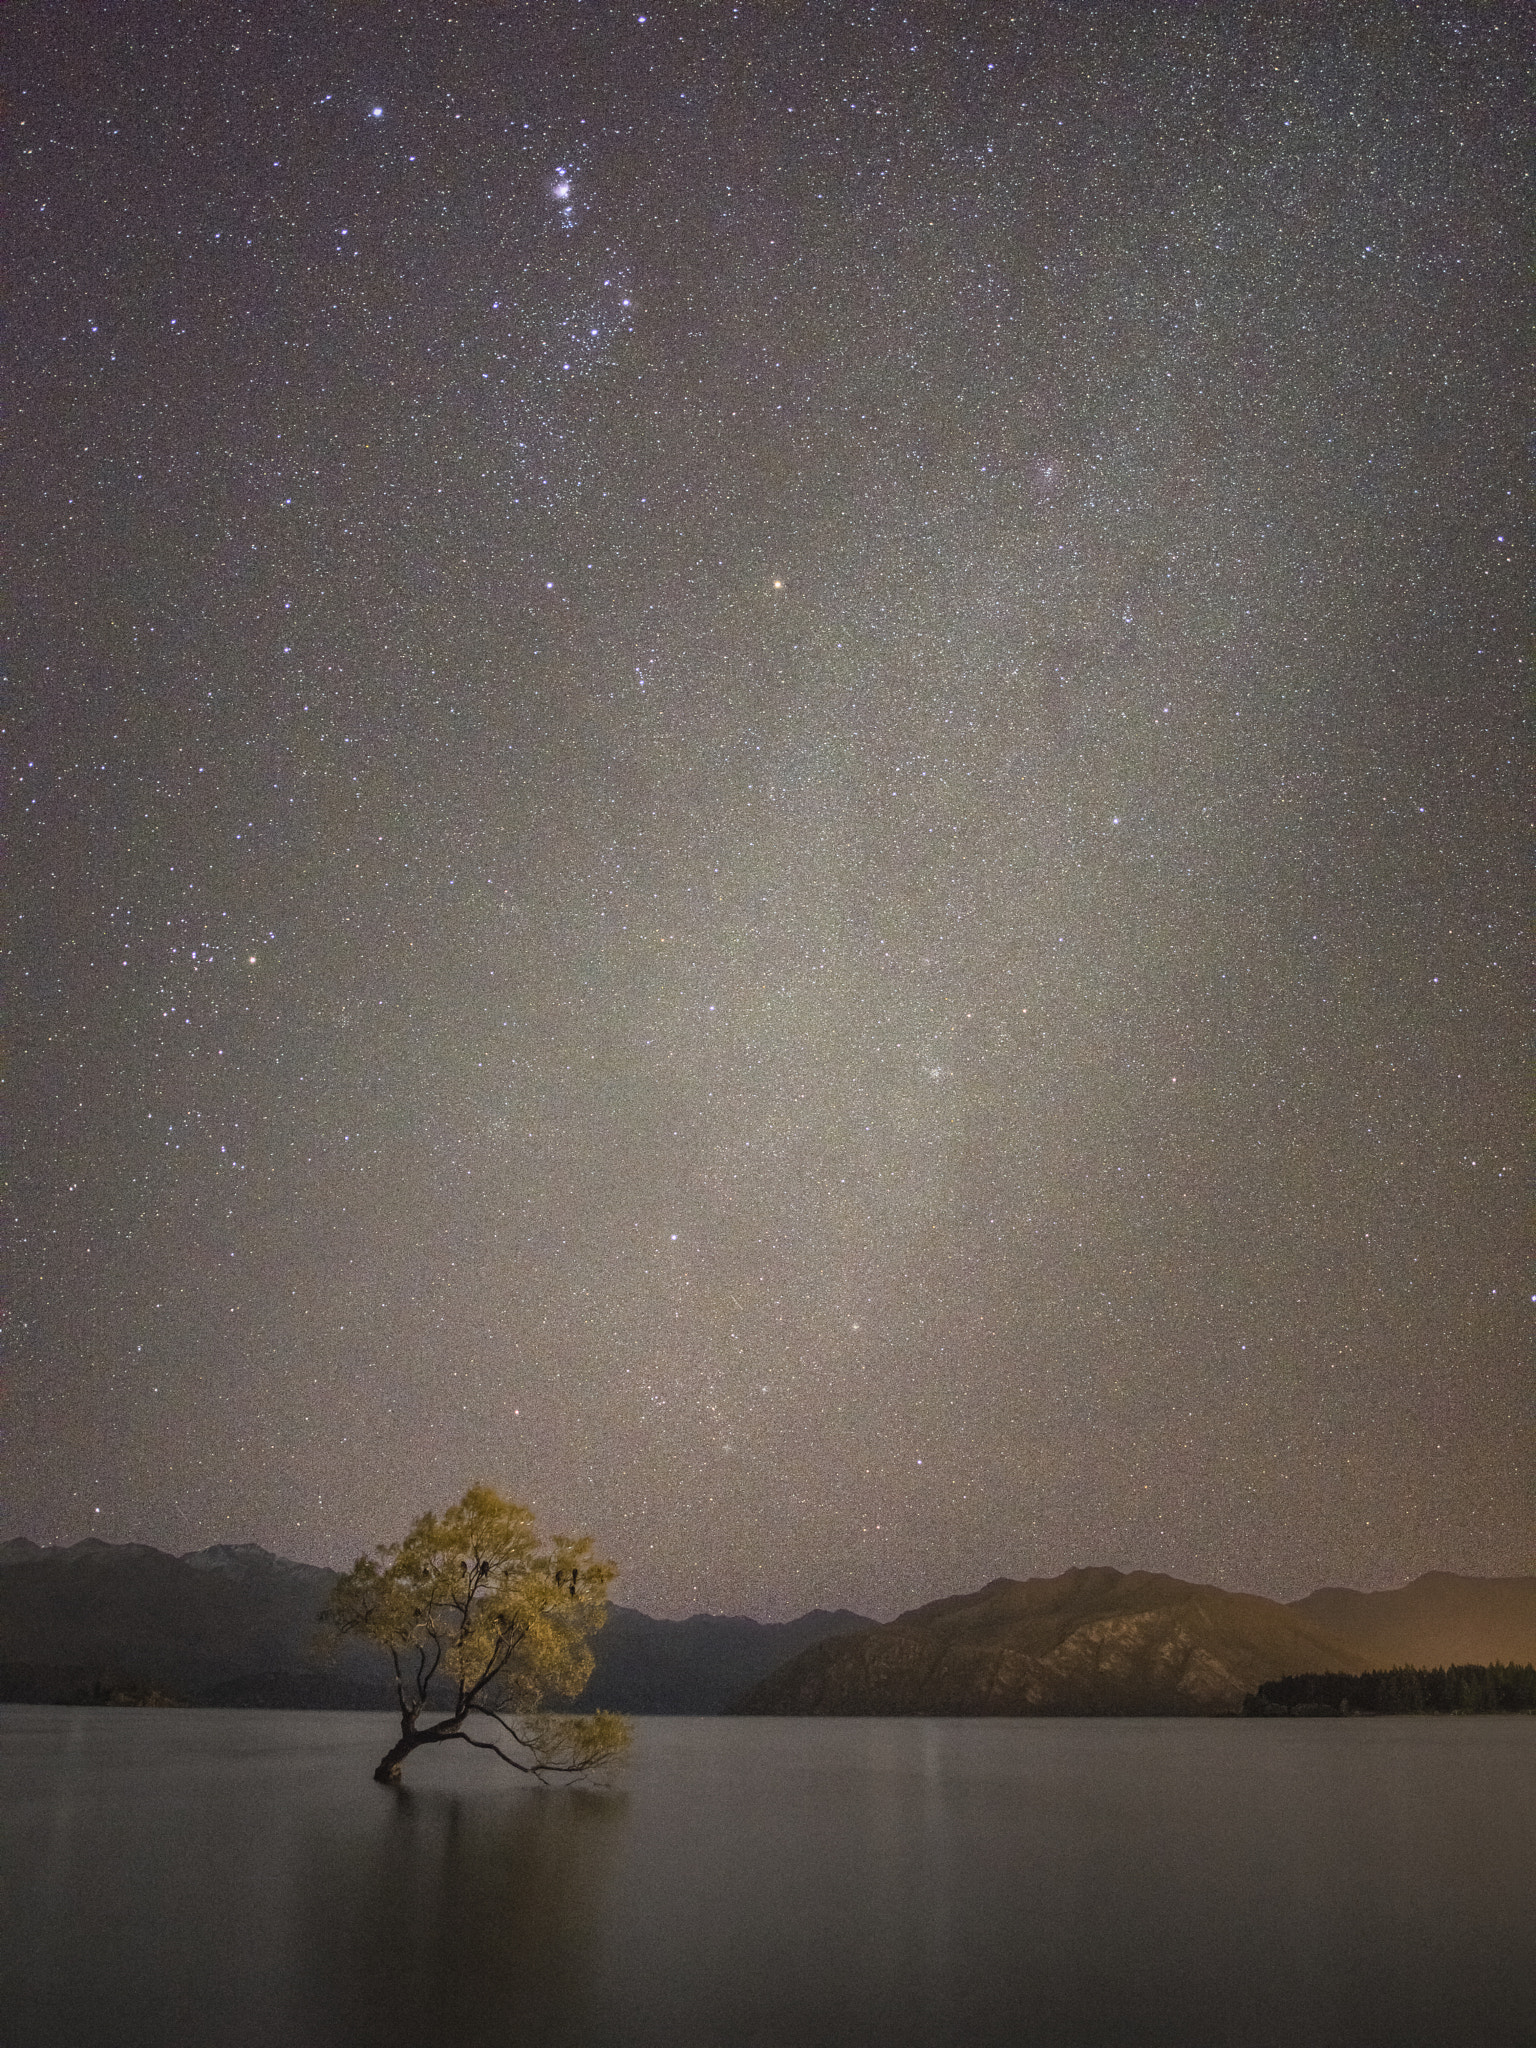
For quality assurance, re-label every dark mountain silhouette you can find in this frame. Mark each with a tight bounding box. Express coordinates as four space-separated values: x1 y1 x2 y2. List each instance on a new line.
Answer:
0 1538 871 1712
570 1603 874 1714
732 1567 1536 1717
0 1538 391 1707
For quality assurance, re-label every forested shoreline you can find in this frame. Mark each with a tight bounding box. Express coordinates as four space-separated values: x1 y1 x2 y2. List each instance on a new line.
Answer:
1243 1664 1536 1715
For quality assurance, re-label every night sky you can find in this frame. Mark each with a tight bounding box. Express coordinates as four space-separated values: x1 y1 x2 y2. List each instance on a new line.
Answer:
9 2 1528 1618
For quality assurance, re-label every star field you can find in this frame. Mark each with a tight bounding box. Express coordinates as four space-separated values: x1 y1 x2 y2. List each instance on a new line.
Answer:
7 2 1528 1616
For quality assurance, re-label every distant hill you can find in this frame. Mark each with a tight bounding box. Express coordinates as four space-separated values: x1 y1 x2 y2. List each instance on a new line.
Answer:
571 1603 875 1714
732 1567 1536 1717
1287 1573 1536 1668
0 1538 870 1713
0 1538 390 1707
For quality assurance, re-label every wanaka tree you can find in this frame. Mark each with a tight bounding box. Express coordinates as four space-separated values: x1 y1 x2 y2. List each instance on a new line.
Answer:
321 1484 630 1785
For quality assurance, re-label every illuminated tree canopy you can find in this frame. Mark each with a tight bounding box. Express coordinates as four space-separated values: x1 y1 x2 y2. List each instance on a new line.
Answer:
322 1483 629 1785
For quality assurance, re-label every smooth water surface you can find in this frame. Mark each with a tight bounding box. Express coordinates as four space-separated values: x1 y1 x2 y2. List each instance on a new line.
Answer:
2 1708 1531 2047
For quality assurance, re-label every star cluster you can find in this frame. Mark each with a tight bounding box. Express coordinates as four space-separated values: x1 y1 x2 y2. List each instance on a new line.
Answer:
7 2 1527 1615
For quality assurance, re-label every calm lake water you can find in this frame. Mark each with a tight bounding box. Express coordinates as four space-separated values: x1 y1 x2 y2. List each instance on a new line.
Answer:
3 1707 1531 2047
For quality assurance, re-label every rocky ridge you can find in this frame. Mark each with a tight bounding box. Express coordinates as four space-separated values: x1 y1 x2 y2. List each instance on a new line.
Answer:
733 1566 1536 1717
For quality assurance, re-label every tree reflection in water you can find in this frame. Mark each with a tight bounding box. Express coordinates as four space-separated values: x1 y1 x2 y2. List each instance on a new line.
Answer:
295 1778 626 2044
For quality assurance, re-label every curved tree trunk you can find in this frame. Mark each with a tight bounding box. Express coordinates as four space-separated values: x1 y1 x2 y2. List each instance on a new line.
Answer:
373 1733 417 1784
373 1713 466 1783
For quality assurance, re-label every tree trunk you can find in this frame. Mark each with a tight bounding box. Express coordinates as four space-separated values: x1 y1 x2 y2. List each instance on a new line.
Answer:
373 1712 464 1783
374 1732 418 1783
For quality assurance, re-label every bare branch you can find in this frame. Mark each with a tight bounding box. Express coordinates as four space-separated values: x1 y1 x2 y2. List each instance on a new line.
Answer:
446 1728 542 1774
420 1633 442 1696
473 1618 532 1696
471 1703 541 1753
389 1646 412 1720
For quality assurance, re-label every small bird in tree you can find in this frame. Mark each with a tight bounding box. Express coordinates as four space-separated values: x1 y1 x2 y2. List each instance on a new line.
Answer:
320 1483 630 1785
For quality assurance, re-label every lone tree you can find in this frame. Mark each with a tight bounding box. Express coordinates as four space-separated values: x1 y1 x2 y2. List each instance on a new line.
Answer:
321 1483 630 1785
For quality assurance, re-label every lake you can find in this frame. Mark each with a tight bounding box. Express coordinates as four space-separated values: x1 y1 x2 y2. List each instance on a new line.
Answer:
3 1707 1531 2046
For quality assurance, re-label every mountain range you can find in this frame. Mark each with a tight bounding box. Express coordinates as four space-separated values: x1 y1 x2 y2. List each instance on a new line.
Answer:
2 1537 1531 1716
733 1567 1536 1717
0 1538 871 1713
